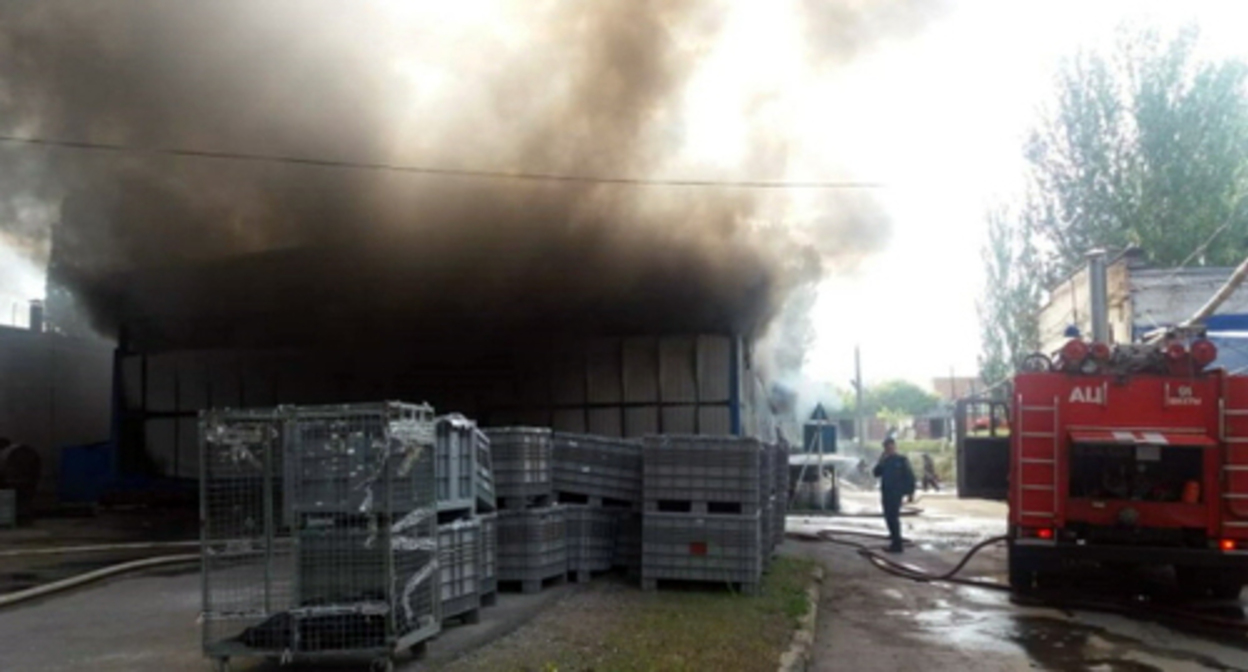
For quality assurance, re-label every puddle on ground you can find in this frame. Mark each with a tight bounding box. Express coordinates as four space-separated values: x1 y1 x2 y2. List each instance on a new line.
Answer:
880 587 905 601
1011 615 1244 671
895 583 1248 671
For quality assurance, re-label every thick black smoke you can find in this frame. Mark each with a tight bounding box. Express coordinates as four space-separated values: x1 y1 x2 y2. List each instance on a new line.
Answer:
0 0 897 362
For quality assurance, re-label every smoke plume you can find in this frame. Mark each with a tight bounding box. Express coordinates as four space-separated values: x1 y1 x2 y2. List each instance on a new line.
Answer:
0 1 904 372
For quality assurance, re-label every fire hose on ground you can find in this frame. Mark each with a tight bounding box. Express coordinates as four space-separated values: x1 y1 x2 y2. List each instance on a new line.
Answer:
788 529 1011 592
0 540 202 609
0 553 200 609
0 539 201 558
789 529 1248 634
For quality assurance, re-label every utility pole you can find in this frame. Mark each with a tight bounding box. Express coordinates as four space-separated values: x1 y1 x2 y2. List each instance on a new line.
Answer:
854 345 865 452
948 365 956 451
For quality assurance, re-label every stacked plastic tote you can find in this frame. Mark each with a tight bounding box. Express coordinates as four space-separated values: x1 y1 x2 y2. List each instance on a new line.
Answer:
485 428 567 593
771 444 789 552
435 415 497 626
640 436 770 595
552 432 642 581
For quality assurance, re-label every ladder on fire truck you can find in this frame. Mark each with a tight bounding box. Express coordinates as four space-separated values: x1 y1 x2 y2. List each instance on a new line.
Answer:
1220 389 1248 531
1015 394 1060 524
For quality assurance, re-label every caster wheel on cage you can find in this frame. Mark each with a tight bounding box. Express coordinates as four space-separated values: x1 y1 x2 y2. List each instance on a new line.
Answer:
212 658 230 672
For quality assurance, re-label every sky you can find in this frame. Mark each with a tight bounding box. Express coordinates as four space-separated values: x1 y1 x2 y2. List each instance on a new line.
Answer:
4 0 1248 392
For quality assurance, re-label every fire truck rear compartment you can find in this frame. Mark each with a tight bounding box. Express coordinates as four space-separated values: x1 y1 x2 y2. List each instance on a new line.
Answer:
1011 435 1246 597
1068 441 1203 504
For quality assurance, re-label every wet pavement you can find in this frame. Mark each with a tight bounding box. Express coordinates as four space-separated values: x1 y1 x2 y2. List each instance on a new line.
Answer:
0 561 579 672
0 509 578 671
791 491 1248 671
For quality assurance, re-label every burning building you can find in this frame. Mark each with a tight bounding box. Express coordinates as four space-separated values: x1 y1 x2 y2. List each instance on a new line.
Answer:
1 1 896 502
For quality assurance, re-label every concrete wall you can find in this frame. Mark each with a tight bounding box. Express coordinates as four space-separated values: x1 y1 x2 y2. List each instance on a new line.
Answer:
0 326 114 505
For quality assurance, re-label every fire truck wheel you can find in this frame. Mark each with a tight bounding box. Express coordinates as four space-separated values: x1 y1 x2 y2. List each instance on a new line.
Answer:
1008 553 1037 592
1211 580 1244 601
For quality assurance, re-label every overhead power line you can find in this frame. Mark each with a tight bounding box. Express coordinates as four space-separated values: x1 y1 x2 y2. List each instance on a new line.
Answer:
0 133 886 190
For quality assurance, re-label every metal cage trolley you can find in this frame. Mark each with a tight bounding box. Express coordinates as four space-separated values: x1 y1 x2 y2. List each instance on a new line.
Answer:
201 402 440 672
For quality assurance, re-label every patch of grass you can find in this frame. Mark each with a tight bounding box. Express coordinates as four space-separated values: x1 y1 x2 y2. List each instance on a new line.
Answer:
895 439 950 454
587 557 817 672
437 558 820 672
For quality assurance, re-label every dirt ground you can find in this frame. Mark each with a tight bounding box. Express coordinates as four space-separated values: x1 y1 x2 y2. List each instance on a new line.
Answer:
791 491 1248 671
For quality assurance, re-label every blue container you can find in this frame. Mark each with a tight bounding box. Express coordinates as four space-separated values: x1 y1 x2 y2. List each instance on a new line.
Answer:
58 442 115 504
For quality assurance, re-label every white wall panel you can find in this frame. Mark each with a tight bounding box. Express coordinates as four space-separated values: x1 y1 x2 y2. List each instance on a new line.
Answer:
586 338 622 405
552 408 587 433
145 353 177 412
624 406 659 438
550 344 586 406
660 405 697 434
588 407 623 437
178 353 209 412
205 351 241 409
697 405 733 436
697 335 732 403
658 336 697 403
622 337 659 403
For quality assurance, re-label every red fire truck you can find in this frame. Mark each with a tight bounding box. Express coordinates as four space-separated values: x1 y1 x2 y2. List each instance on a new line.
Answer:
960 334 1248 597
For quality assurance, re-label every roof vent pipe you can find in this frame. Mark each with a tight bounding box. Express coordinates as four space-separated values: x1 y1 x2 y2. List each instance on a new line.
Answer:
1087 250 1109 343
28 300 43 334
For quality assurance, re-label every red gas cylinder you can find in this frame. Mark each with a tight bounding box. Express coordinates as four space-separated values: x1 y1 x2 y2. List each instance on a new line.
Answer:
1182 480 1201 504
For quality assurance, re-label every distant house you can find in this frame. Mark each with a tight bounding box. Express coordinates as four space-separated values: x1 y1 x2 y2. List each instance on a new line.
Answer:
932 376 982 402
1038 250 1248 371
834 415 891 445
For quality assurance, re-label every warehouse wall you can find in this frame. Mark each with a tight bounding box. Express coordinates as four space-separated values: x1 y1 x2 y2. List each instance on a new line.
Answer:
1037 256 1133 354
120 333 774 480
0 326 113 505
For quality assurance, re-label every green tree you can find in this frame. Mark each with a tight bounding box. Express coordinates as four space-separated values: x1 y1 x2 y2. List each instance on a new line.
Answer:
979 25 1248 384
1026 25 1248 279
978 206 1043 385
843 380 941 417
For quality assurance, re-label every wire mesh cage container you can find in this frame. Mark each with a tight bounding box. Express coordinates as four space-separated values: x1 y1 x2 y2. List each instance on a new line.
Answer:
201 402 440 672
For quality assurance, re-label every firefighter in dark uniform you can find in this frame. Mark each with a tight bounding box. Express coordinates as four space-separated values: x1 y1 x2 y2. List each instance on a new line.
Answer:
921 453 941 492
873 437 916 553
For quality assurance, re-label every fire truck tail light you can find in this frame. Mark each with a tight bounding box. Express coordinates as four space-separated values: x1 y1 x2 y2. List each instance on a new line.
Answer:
1220 539 1238 552
1022 527 1055 540
1191 339 1218 368
1166 342 1188 360
1090 342 1111 361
